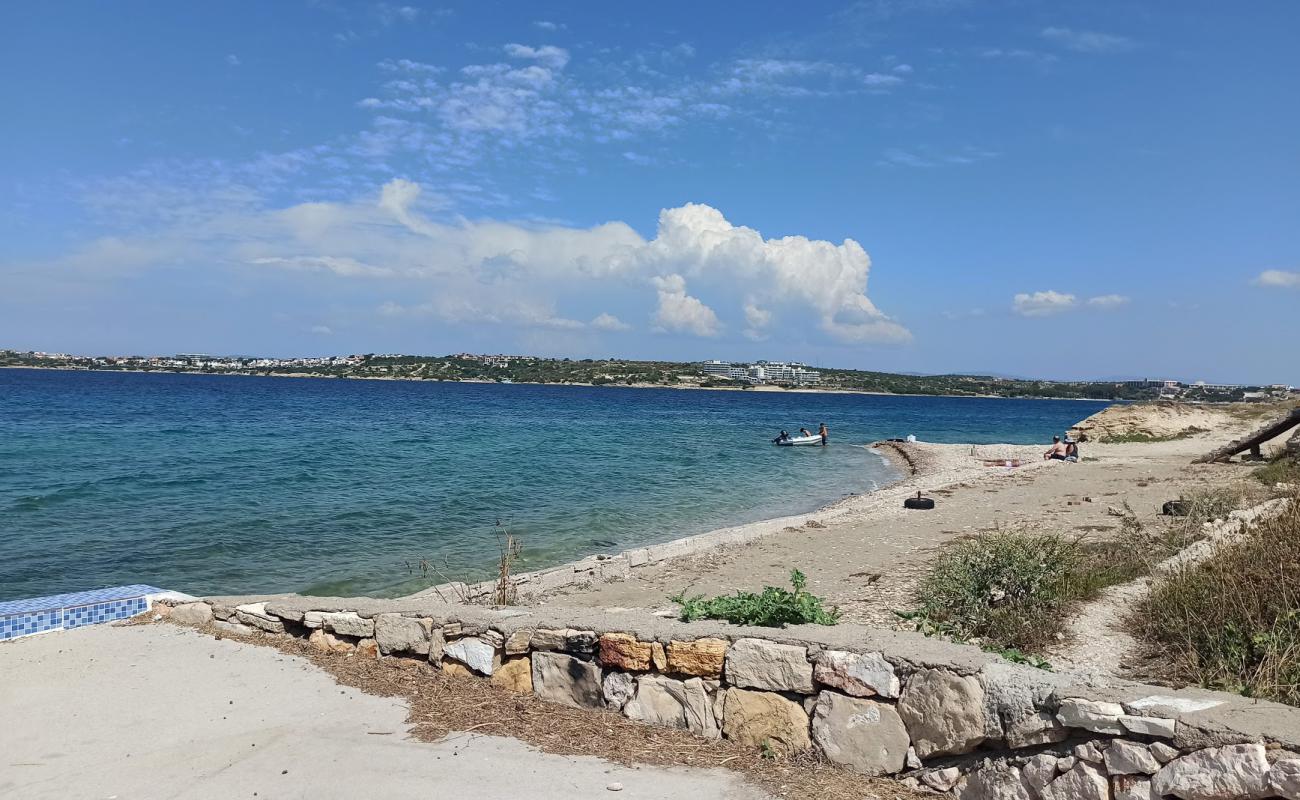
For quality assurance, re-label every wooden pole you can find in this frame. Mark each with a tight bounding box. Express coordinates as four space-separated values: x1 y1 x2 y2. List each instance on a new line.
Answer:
1193 406 1300 464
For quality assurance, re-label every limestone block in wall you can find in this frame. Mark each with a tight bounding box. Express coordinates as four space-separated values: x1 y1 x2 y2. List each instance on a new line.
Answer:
490 656 532 693
504 629 532 655
810 691 909 776
1152 744 1270 799
1104 740 1161 775
721 688 811 753
427 626 445 664
724 639 814 693
897 670 988 758
625 675 688 729
1074 741 1105 764
651 642 667 672
318 611 374 638
1149 742 1181 764
565 630 598 658
1112 774 1152 800
374 614 433 656
1119 714 1176 738
1055 698 1126 735
812 650 899 699
234 603 285 634
442 659 475 678
979 662 1069 748
531 628 568 651
531 651 603 710
678 677 721 740
308 628 356 654
1021 753 1058 795
665 638 728 678
1270 759 1300 799
603 671 636 710
443 636 500 676
214 619 255 636
921 767 962 793
955 763 1031 800
170 602 214 626
598 633 654 671
1040 761 1108 800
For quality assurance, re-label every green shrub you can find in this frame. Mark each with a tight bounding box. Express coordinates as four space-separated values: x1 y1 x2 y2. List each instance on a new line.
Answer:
905 531 1084 651
1131 494 1300 705
670 569 840 627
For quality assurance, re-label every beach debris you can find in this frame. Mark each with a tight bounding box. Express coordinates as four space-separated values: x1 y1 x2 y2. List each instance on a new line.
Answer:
606 782 624 792
1162 500 1189 516
904 492 936 510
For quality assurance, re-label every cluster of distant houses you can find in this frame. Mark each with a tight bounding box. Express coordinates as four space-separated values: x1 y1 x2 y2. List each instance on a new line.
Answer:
1119 378 1296 401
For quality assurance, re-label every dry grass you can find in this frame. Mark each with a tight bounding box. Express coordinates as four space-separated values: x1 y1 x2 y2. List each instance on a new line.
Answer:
1129 491 1300 705
177 621 921 800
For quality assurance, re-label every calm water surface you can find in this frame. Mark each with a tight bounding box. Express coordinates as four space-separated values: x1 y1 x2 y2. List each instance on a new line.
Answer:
0 369 1109 600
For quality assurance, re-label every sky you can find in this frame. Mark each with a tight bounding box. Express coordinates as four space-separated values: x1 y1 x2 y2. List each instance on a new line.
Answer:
1 1 1297 383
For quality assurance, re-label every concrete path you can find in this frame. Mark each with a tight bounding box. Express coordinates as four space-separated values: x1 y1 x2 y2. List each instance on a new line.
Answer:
0 624 770 800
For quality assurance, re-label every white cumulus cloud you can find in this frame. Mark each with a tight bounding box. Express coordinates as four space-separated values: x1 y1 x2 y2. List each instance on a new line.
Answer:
591 312 631 331
651 274 720 337
1013 290 1077 317
1254 269 1300 288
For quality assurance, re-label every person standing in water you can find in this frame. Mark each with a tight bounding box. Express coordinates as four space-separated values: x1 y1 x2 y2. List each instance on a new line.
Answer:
818 422 829 446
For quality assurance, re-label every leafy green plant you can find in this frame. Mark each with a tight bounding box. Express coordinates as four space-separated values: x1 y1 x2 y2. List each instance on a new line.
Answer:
670 569 841 627
906 530 1084 651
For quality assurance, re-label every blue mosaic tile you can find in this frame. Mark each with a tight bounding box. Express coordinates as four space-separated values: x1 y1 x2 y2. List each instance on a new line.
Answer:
0 585 164 641
0 584 164 615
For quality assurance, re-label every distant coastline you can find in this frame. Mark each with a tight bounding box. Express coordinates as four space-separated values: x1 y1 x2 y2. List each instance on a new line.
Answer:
0 364 1112 403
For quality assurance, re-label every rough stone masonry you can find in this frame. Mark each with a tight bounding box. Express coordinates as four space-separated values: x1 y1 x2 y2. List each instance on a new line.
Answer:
166 593 1300 800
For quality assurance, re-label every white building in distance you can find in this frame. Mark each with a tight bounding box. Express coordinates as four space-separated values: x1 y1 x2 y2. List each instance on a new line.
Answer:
701 360 821 386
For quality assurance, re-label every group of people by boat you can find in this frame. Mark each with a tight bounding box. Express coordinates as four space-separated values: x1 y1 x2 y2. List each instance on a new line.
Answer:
772 423 829 447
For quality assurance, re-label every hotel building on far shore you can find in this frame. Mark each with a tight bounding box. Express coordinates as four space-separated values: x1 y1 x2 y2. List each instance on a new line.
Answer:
701 360 822 386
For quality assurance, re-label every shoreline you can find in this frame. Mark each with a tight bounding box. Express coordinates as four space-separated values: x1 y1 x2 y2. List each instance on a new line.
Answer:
0 364 1119 403
405 437 1033 605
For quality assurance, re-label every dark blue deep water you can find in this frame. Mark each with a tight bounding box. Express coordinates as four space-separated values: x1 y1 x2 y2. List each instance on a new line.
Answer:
0 369 1109 600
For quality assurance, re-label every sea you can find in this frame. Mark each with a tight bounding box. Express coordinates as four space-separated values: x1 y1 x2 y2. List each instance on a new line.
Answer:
0 368 1110 602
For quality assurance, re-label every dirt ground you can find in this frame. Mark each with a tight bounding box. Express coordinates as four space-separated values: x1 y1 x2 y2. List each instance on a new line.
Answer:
533 424 1269 630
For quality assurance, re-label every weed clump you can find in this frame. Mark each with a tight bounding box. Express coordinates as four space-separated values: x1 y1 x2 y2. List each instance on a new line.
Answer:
1131 492 1300 705
671 570 840 627
903 530 1084 651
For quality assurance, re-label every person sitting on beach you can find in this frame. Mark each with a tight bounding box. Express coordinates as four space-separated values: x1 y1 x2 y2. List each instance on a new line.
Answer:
1064 437 1080 462
772 430 791 444
818 422 829 446
1043 436 1068 460
799 427 813 438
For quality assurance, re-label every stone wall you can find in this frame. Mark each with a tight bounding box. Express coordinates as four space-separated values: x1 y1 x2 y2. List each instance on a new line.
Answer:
164 594 1300 799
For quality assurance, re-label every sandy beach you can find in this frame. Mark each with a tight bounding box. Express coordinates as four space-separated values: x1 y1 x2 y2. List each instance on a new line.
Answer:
522 403 1284 629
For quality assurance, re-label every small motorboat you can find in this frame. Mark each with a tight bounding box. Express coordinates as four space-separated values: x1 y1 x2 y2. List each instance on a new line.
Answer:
775 434 824 446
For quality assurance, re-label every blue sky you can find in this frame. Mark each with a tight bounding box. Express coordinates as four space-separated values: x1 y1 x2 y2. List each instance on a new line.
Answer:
2 1 1297 383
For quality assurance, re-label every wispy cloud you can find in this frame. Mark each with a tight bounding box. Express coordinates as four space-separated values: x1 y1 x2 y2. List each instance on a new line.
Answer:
1254 269 1300 288
1041 27 1136 54
533 20 565 31
1087 294 1130 309
877 145 997 168
1013 290 1077 316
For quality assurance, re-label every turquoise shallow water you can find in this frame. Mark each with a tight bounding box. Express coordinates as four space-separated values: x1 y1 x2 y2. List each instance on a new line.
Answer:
0 369 1109 601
